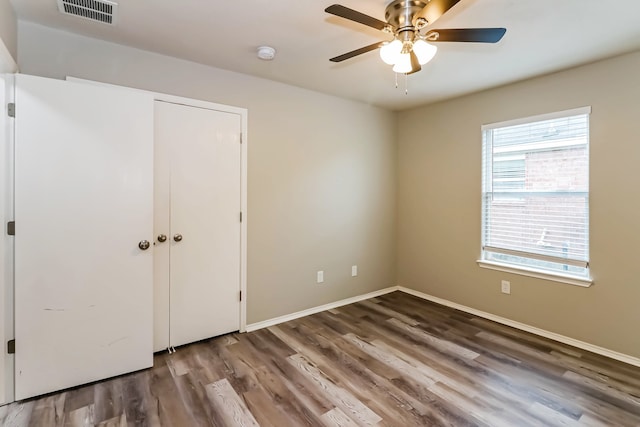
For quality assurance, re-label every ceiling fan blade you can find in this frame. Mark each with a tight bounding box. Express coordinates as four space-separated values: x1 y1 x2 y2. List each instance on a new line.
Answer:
325 4 393 32
329 42 385 62
407 50 422 75
413 0 461 27
427 28 507 43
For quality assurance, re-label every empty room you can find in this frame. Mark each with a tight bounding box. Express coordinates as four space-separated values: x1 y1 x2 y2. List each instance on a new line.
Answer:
1 0 640 425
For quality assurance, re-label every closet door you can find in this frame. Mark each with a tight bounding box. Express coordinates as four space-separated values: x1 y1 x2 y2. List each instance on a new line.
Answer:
155 101 241 349
14 75 154 400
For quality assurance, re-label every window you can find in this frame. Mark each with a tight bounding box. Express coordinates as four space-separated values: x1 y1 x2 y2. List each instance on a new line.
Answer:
480 107 591 284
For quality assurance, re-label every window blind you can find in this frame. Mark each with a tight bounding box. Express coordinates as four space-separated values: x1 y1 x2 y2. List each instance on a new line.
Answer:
481 108 590 278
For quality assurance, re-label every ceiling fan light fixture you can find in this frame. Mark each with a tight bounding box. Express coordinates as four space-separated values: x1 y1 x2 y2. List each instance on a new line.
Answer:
392 53 412 74
412 39 437 65
380 39 402 65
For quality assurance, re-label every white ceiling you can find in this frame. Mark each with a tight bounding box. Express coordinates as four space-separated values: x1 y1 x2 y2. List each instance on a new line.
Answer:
10 0 640 110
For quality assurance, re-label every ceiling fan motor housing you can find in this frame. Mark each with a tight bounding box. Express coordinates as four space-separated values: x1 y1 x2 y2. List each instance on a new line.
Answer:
385 0 428 30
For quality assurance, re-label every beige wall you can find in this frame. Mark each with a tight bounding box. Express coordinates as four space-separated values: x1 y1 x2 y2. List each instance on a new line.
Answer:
17 22 397 324
0 0 17 71
398 50 640 358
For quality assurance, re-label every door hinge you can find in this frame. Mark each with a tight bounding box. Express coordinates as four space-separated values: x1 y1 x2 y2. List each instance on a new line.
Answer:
240 133 243 144
7 221 15 236
240 212 243 222
239 290 242 301
7 103 15 118
7 339 15 354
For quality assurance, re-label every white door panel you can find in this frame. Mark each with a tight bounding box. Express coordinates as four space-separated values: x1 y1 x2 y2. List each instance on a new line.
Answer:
14 74 154 400
155 101 241 348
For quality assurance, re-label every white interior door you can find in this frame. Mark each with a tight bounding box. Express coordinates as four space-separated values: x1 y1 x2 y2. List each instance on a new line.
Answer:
155 101 241 349
13 74 154 400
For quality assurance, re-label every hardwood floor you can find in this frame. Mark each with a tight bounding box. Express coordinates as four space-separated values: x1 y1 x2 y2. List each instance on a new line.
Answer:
2 291 640 426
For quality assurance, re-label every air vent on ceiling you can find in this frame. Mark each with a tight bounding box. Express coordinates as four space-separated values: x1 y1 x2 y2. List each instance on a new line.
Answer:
57 0 118 25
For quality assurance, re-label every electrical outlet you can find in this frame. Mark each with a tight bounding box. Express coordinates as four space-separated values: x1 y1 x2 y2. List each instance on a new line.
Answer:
317 271 324 283
501 280 511 294
351 265 358 277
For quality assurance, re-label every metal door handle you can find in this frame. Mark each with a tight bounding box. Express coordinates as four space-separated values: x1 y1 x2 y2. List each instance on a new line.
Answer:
173 234 183 242
138 240 150 250
157 234 167 243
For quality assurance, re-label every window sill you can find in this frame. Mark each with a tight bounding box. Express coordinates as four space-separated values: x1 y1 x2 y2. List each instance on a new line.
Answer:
477 260 593 287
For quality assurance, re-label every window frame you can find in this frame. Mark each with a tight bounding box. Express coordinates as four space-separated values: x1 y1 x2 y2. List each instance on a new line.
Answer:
477 106 593 287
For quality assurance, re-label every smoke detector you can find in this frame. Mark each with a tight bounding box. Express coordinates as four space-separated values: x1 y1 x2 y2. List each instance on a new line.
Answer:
257 46 276 61
57 0 118 25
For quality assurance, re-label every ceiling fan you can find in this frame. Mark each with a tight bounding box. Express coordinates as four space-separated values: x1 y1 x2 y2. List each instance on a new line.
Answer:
325 0 506 74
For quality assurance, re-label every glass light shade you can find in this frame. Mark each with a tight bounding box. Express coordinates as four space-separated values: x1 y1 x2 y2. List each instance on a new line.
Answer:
392 53 412 73
379 39 402 65
412 39 437 65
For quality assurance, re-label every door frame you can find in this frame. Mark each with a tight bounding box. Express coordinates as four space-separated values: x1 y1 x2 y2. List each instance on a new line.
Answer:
1 74 15 405
67 76 248 333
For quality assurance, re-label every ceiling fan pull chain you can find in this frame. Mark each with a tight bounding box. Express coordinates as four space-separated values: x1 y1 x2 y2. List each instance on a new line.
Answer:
405 73 408 95
395 72 398 89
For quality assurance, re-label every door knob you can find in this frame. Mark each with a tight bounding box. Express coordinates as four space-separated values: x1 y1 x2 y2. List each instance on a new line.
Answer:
173 234 183 242
157 234 167 243
138 240 150 250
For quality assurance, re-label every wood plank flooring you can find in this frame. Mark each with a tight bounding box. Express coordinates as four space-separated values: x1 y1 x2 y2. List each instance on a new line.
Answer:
2 291 640 426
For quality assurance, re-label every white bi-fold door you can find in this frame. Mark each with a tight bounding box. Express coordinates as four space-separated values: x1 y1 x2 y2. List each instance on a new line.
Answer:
13 74 154 400
154 101 242 351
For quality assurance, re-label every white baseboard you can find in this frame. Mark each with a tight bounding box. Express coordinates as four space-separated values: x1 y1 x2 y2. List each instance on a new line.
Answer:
398 286 640 368
245 284 640 368
245 286 400 332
